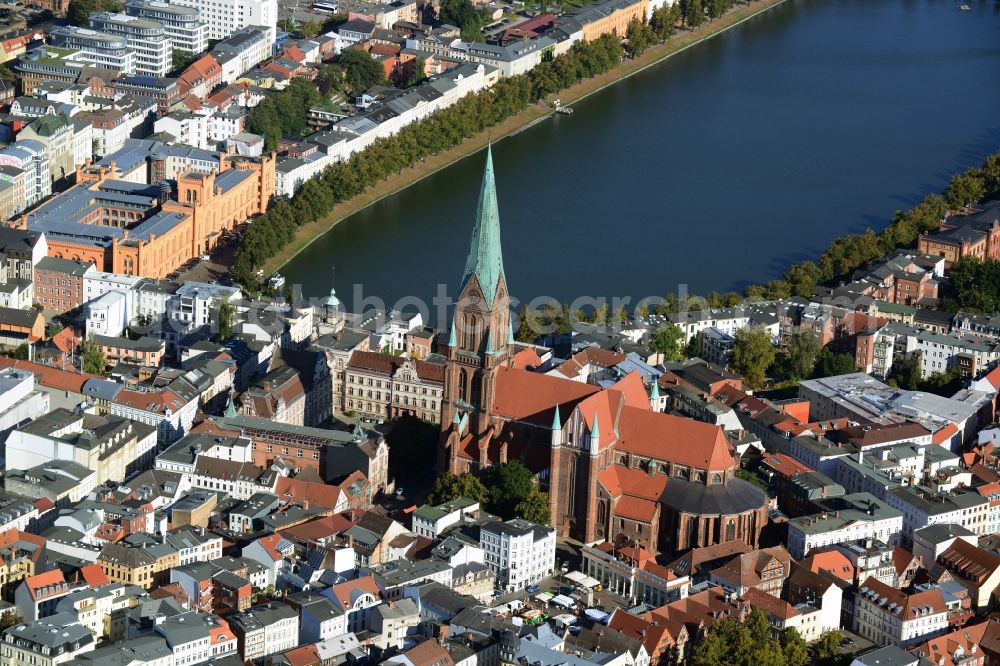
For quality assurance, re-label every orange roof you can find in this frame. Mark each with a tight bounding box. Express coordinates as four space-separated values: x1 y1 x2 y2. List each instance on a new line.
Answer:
859 575 947 619
510 347 541 370
0 357 101 393
596 465 667 501
492 366 600 422
209 618 233 645
614 495 658 523
284 644 322 666
615 407 735 471
329 576 381 611
932 423 960 446
801 549 855 581
739 587 799 620
78 563 109 587
759 453 813 479
608 610 674 656
609 371 651 410
913 620 993 666
275 476 345 509
51 327 80 353
24 569 66 601
981 365 1000 391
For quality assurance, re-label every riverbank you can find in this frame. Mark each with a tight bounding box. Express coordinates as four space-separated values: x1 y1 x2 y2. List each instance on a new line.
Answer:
261 0 788 276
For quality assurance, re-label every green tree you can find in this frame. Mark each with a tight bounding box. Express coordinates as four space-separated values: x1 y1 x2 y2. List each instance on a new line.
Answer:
887 354 922 390
171 49 195 73
67 0 97 25
787 329 820 380
730 327 775 389
217 296 235 340
736 468 768 492
812 629 843 665
299 18 321 38
485 460 536 519
12 343 28 360
651 323 684 362
80 336 106 375
813 347 856 377
0 611 22 631
67 0 120 25
427 472 488 505
781 628 809 666
439 0 483 40
685 334 702 359
944 171 985 209
624 17 653 58
339 49 386 95
681 0 705 27
650 4 678 40
515 489 550 525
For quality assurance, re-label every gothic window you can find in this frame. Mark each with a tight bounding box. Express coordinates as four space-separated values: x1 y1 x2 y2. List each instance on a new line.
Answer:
470 373 482 407
726 520 735 541
712 473 722 485
458 371 467 403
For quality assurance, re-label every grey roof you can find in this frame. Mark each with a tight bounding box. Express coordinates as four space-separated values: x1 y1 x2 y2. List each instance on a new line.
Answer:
660 477 767 516
64 633 172 666
36 256 93 276
4 612 93 650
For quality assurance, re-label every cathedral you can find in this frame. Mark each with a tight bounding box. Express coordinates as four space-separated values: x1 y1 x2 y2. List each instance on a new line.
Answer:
439 148 768 555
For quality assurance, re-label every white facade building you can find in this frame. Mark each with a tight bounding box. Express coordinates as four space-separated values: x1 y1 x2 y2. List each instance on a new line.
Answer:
89 13 171 77
126 0 209 55
786 493 903 559
480 518 555 593
170 0 276 44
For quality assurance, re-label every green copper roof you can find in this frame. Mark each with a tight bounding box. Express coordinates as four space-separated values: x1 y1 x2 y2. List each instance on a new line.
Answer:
552 405 561 430
508 320 514 344
449 321 457 347
461 145 505 306
591 411 599 443
650 380 660 401
224 394 237 418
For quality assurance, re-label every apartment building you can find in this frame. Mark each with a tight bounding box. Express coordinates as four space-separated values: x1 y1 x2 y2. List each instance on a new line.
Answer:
786 493 903 559
344 351 445 424
853 576 948 648
480 518 555 592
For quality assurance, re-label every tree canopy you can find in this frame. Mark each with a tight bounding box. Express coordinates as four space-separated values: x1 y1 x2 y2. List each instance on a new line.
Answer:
439 0 484 41
81 336 106 375
730 327 775 389
786 329 820 380
691 610 808 666
651 324 684 362
339 49 386 95
67 0 121 26
427 472 488 505
245 79 322 151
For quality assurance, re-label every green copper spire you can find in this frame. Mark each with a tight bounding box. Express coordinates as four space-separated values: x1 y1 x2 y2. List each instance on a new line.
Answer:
449 321 457 347
224 394 237 418
650 380 660 402
508 320 515 344
591 412 600 446
452 411 461 425
486 327 495 354
462 145 505 306
552 405 561 430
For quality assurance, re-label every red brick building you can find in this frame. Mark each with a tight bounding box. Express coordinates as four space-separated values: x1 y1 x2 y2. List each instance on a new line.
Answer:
33 257 92 313
440 150 767 555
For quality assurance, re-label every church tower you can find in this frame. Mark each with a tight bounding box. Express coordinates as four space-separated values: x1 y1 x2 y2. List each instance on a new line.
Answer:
441 146 512 455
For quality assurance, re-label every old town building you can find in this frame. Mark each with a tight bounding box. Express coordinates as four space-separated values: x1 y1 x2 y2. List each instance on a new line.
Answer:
345 351 445 424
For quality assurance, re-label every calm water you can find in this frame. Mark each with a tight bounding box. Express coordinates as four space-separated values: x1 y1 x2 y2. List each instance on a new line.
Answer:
283 0 1000 320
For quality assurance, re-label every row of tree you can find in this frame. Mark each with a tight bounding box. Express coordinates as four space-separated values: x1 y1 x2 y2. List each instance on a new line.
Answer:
233 35 626 286
743 149 1000 301
427 460 551 525
946 255 1000 313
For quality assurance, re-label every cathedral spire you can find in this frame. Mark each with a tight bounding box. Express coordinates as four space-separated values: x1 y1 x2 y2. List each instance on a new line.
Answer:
461 144 505 306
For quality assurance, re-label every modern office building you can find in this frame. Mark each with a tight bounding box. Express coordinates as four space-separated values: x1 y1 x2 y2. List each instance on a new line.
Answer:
169 0 276 44
48 26 135 75
126 0 209 55
89 13 171 77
